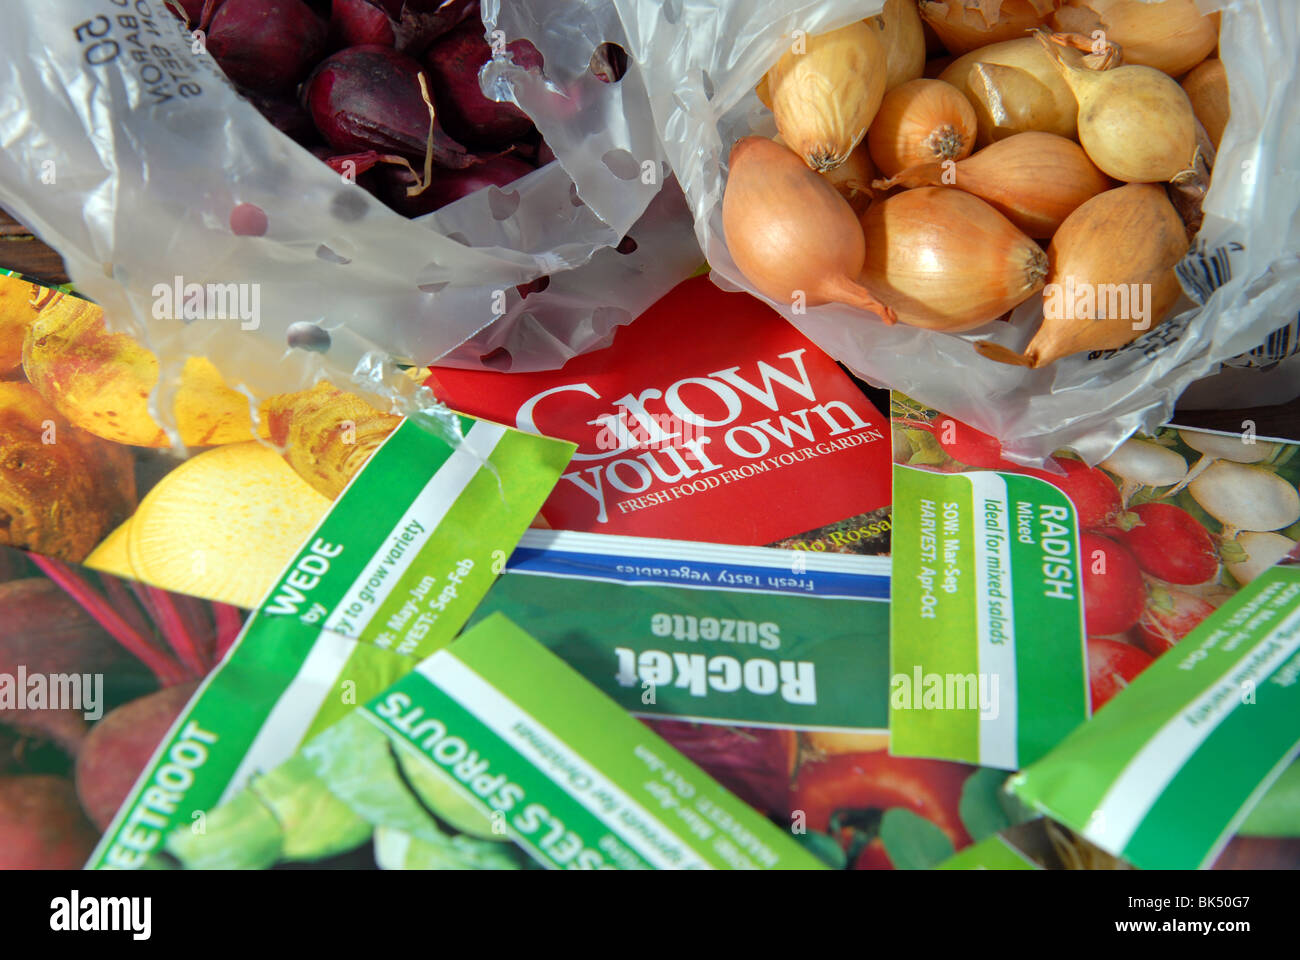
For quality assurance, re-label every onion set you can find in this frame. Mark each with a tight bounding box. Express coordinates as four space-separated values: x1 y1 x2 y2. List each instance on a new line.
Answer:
919 0 1061 56
722 137 897 322
1182 59 1229 151
764 21 888 172
818 141 878 216
1051 0 1220 77
939 37 1080 145
1038 31 1198 183
874 131 1112 238
868 0 928 91
867 78 977 178
858 187 1048 332
163 1 549 221
976 183 1188 367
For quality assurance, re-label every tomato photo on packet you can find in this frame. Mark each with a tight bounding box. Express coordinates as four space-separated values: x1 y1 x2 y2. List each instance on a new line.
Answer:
790 750 974 869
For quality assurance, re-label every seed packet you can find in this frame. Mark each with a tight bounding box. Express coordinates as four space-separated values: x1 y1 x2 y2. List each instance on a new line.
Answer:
1010 564 1300 870
938 833 1042 871
427 276 894 553
465 529 1017 870
85 414 574 868
161 614 826 870
466 529 889 814
0 544 246 869
1 270 578 616
888 390 1300 770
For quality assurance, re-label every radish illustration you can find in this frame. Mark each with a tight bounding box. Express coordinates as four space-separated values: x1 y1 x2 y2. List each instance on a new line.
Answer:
1136 586 1216 657
1022 458 1123 532
1168 429 1277 495
1080 532 1146 637
1188 461 1300 540
1225 531 1299 585
1098 437 1188 505
1113 502 1218 585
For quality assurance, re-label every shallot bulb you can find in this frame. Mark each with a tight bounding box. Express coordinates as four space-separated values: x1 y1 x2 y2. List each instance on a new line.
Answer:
763 21 888 173
866 79 977 178
939 37 1080 145
1051 0 1220 77
874 131 1112 238
722 137 896 323
919 0 1061 56
858 187 1048 332
1038 30 1198 183
977 183 1188 367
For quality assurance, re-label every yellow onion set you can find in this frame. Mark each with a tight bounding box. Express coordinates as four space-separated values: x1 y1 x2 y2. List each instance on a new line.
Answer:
723 0 1227 367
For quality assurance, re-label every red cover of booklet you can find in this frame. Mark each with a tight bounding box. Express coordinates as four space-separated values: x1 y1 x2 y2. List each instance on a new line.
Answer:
427 276 893 552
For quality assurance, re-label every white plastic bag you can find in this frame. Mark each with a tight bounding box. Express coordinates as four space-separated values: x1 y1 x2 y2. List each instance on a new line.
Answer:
0 0 696 425
497 0 1300 462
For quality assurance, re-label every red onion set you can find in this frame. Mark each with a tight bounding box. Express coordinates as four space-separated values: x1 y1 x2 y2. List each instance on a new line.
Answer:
168 0 550 215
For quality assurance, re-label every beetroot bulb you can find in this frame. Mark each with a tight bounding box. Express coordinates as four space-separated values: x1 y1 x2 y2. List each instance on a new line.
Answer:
331 0 480 55
424 19 541 148
378 153 535 216
304 45 470 167
206 0 328 95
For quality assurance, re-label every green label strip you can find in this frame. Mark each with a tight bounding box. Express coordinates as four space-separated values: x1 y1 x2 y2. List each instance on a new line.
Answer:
890 465 1088 769
938 833 1040 870
467 573 889 732
1011 566 1300 869
88 415 573 869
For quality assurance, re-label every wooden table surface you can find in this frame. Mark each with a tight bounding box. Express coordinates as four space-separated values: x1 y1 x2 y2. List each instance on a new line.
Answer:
4 206 1297 440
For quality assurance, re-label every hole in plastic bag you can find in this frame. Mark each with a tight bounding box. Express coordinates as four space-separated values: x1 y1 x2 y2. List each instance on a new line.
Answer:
569 182 584 207
287 322 331 353
615 236 638 255
230 203 268 237
701 69 715 101
316 244 351 264
589 42 628 84
516 275 551 298
446 232 471 246
662 0 682 25
488 186 521 221
479 347 512 371
601 149 640 181
331 190 369 222
418 281 449 293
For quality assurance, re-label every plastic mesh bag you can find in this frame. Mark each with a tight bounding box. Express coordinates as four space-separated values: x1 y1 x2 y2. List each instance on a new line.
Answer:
494 0 1300 462
0 0 692 426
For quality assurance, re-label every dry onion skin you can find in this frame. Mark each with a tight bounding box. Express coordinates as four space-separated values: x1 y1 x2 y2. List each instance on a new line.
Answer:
722 136 897 322
939 37 1080 145
875 131 1112 238
858 186 1048 332
819 141 878 215
1051 0 1220 78
919 0 1061 56
977 183 1188 367
868 0 927 91
1038 31 1198 183
867 78 978 178
1182 58 1228 151
764 20 888 172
